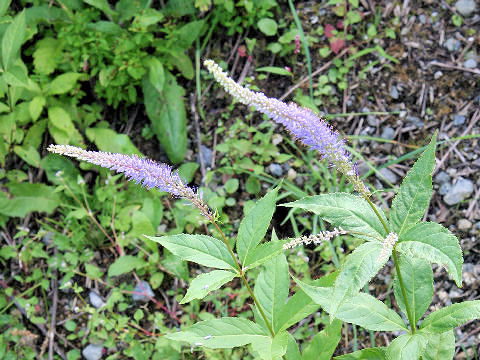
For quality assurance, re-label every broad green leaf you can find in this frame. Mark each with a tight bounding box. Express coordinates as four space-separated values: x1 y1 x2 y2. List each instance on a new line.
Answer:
237 187 278 265
301 319 342 360
13 145 41 167
393 255 433 326
252 331 288 360
48 107 75 144
83 0 118 19
283 193 388 240
0 102 9 113
46 72 82 95
87 21 123 35
243 241 283 271
334 347 387 359
293 276 407 331
86 127 141 155
254 253 289 332
24 120 47 150
0 0 12 17
419 300 480 333
33 37 62 75
146 234 237 271
285 332 301 360
108 255 145 277
142 72 186 164
421 331 455 360
166 317 269 349
386 334 427 360
131 8 164 29
390 133 436 235
29 96 46 121
2 10 26 70
256 66 293 77
170 20 205 49
169 51 194 80
3 65 29 88
0 183 60 217
396 222 462 286
257 18 278 36
180 270 236 304
146 58 165 93
330 241 384 317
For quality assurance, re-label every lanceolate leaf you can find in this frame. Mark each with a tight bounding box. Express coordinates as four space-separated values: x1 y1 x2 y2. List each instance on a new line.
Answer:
251 331 288 360
283 193 388 241
389 133 437 235
254 253 289 332
385 334 428 360
2 10 26 71
0 183 61 217
334 347 386 359
396 222 463 286
243 241 283 270
180 270 237 304
166 317 269 349
301 319 342 360
421 331 455 360
393 255 433 326
146 234 237 271
285 332 302 360
419 300 480 333
330 241 384 317
108 255 145 277
237 187 278 265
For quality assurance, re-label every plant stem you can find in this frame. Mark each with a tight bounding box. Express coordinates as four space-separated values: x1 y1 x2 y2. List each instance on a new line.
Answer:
364 196 416 333
212 221 276 338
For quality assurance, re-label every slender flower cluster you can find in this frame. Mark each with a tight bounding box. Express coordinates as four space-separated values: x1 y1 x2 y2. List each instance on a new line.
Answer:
283 227 346 250
204 59 368 196
377 232 399 263
47 145 213 220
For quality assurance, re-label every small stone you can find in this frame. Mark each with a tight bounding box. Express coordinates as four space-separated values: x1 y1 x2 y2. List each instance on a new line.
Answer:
389 85 399 99
282 162 290 172
294 176 304 186
443 178 474 205
196 145 213 167
271 134 283 145
458 219 473 231
434 171 451 185
132 281 154 302
439 182 452 196
453 114 466 125
82 344 104 360
464 59 477 69
406 116 423 128
377 168 398 184
434 71 443 79
268 163 283 177
89 291 105 309
443 38 460 52
418 14 427 24
449 288 463 298
367 114 377 126
381 126 395 140
287 168 297 180
455 0 476 17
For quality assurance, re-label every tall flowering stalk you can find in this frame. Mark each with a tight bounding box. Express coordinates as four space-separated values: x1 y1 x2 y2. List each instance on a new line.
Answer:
47 145 213 220
204 59 368 196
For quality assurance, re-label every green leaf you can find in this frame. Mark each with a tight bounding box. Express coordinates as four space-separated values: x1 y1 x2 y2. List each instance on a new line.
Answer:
419 300 480 333
169 51 194 80
142 71 186 164
283 193 388 240
393 255 433 326
256 66 292 77
166 317 269 349
46 72 82 96
385 334 427 360
257 18 278 36
330 241 384 317
2 10 26 70
83 0 118 20
237 187 278 265
285 332 301 360
48 107 75 144
0 0 12 17
146 234 237 271
33 37 62 75
252 331 288 360
13 145 41 167
108 255 145 277
301 319 342 360
390 134 437 235
29 96 46 122
254 254 289 332
243 241 283 271
396 222 463 286
3 65 29 88
146 58 165 93
0 183 60 217
421 331 455 360
86 127 141 155
177 162 199 183
334 347 387 359
180 270 236 304
170 20 205 49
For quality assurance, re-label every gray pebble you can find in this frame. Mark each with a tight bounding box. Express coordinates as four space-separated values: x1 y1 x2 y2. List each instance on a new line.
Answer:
268 163 283 177
82 344 104 360
453 114 466 125
418 14 427 24
377 168 398 184
455 0 476 17
464 59 477 69
389 85 399 99
443 178 474 205
434 171 451 185
294 176 304 186
282 162 290 172
132 281 154 302
439 182 452 196
367 114 377 126
458 218 473 231
406 116 423 128
197 145 213 167
434 71 443 79
89 291 105 309
443 38 461 52
381 126 395 140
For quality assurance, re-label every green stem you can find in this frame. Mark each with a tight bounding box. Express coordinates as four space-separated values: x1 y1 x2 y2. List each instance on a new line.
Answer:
364 196 416 333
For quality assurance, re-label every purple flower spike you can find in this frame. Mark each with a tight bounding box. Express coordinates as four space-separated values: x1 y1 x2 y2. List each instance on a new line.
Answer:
48 145 213 219
204 59 368 196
